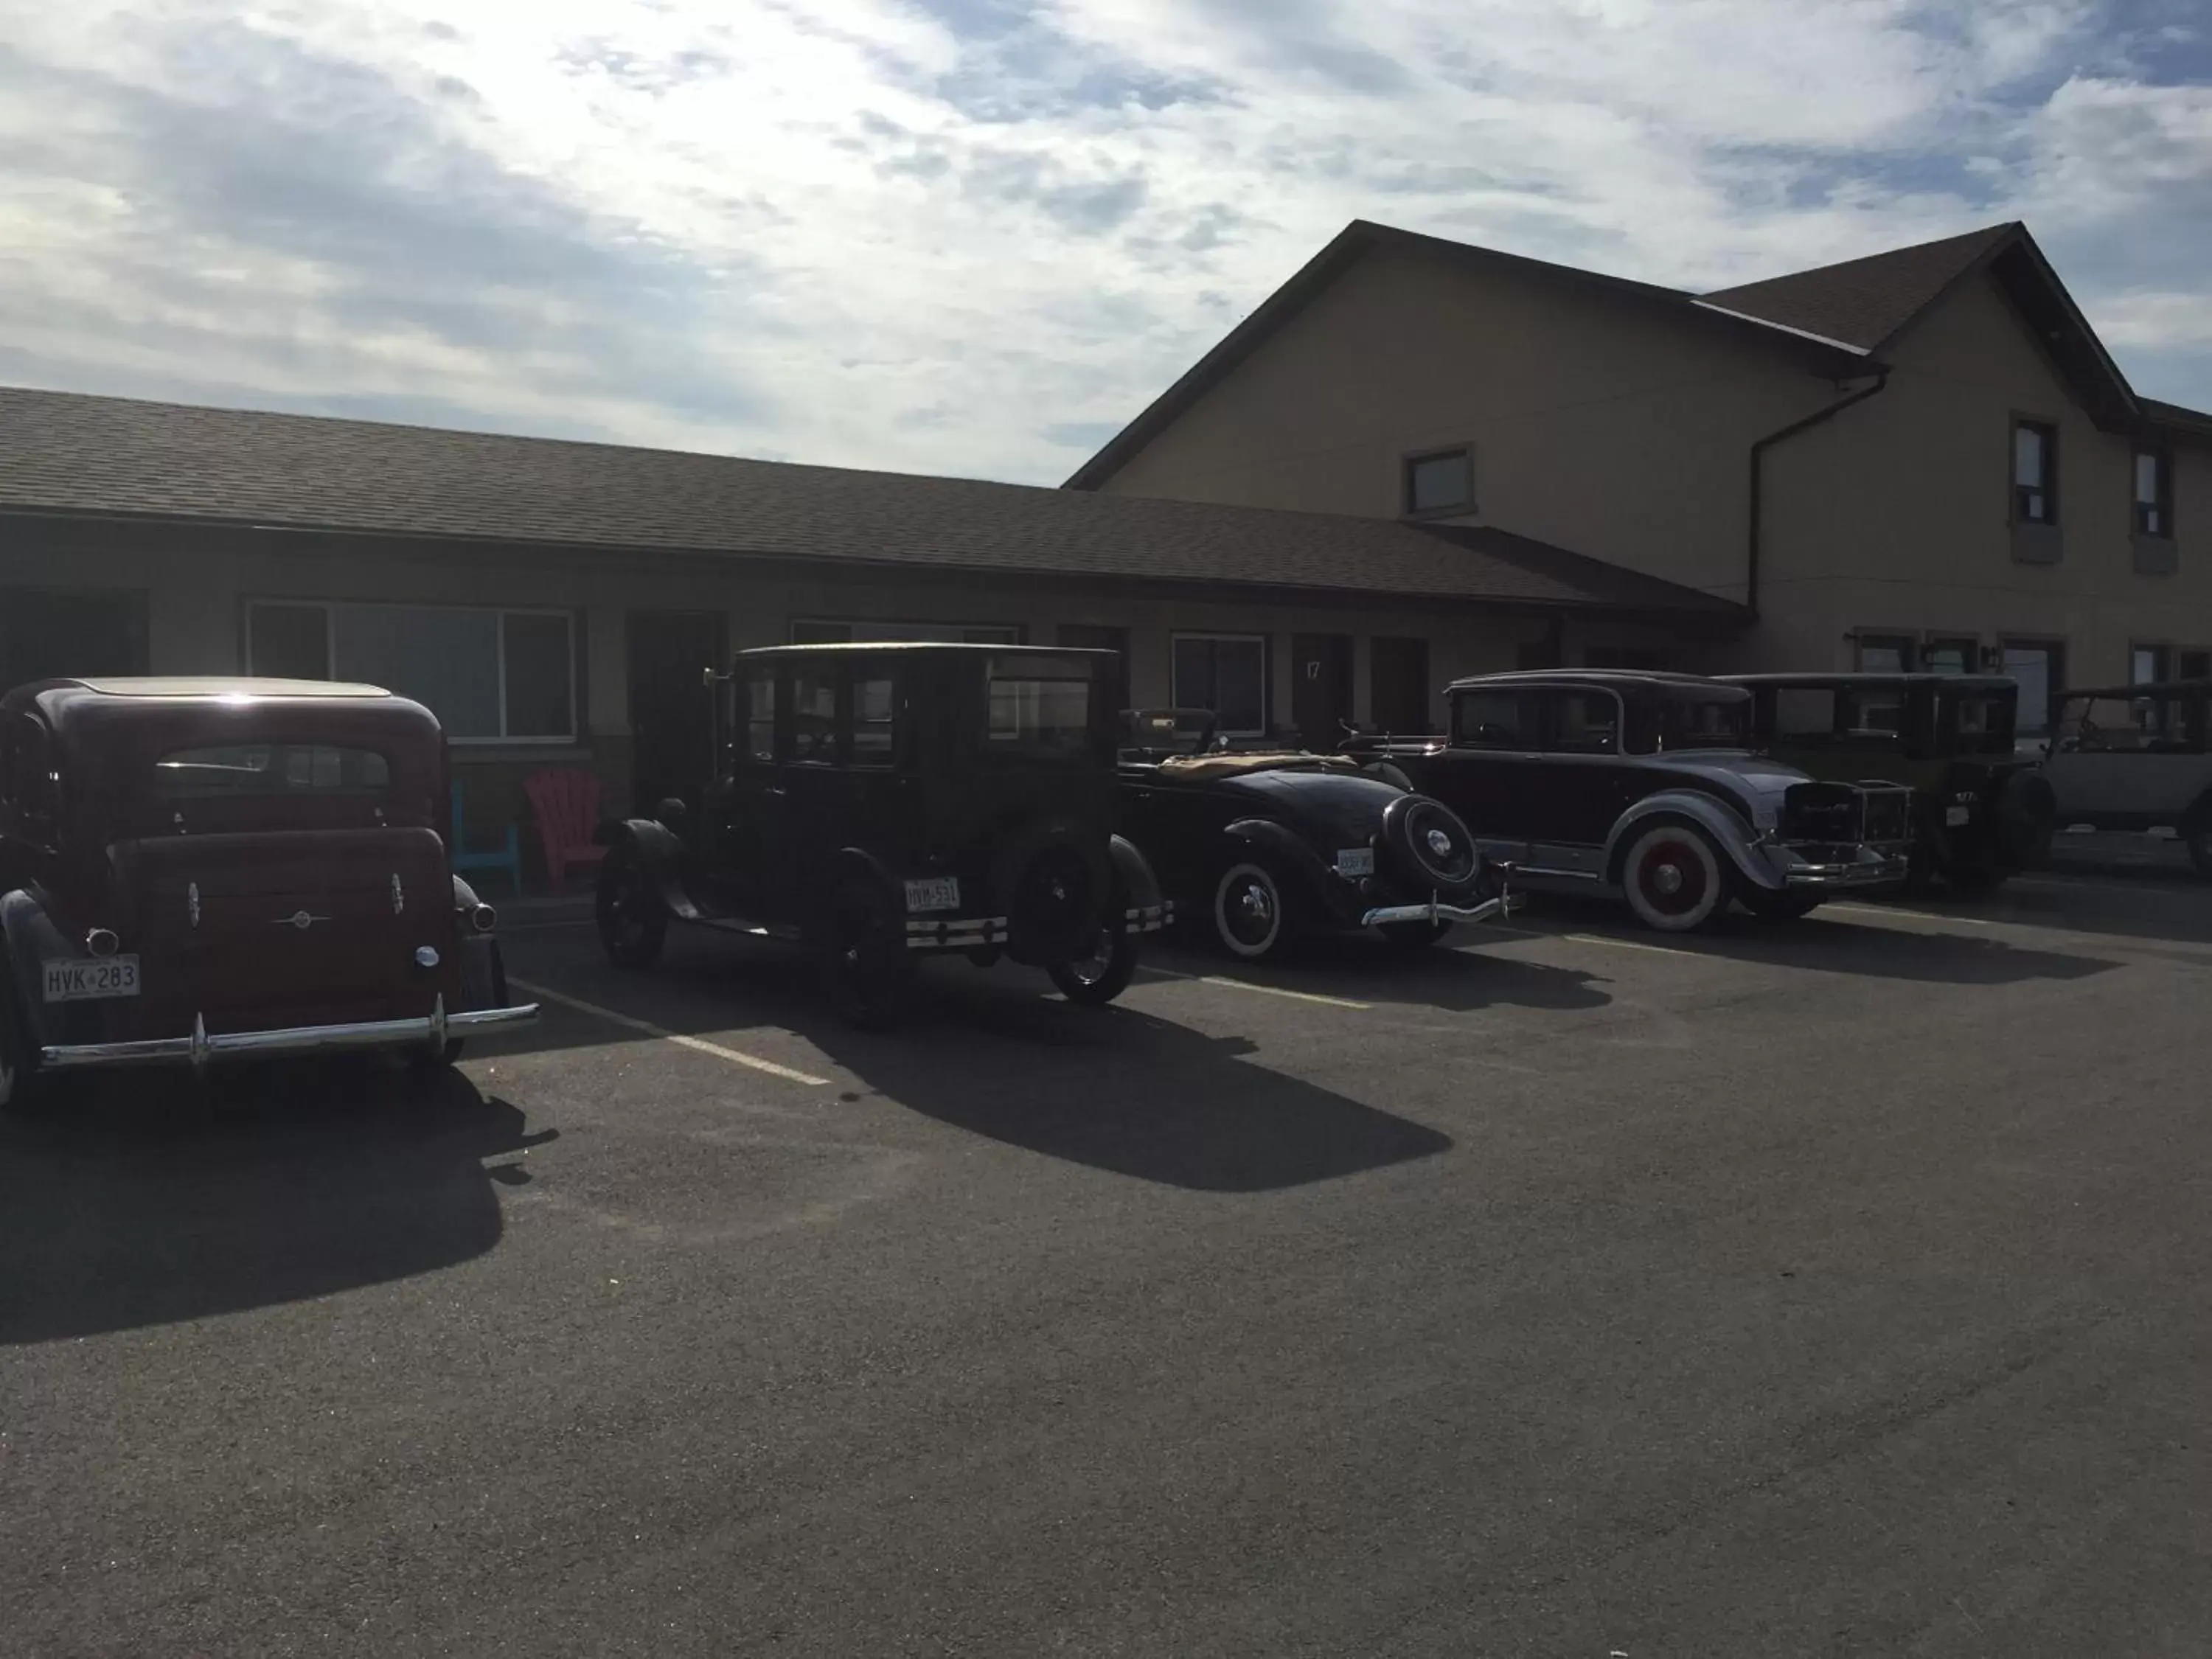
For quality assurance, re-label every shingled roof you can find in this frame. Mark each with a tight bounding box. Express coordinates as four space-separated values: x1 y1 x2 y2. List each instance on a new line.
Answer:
1700 223 2019 351
0 386 1740 619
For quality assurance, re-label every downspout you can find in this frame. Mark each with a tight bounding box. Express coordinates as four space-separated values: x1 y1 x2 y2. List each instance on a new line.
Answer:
1747 368 1890 618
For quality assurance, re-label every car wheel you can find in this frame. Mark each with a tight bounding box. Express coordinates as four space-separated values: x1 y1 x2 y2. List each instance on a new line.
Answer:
1213 861 1291 959
819 876 912 1029
1620 823 1728 932
0 991 49 1115
597 845 667 969
1047 920 1136 1006
1378 919 1451 949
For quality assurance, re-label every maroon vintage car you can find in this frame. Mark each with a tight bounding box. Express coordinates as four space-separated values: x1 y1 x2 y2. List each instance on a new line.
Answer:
0 677 536 1107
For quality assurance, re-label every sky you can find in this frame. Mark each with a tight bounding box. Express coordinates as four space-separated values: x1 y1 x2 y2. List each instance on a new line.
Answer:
0 0 2205 485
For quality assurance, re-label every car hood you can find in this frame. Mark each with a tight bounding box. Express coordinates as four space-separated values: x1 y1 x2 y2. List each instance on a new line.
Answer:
1198 767 1408 841
1652 749 1809 797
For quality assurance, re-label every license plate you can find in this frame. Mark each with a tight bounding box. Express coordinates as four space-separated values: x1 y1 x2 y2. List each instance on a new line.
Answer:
1944 805 1971 827
44 955 141 1002
1335 847 1375 877
903 877 961 914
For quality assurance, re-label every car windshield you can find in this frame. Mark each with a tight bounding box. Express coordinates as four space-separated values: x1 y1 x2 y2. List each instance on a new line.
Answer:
153 742 392 796
1655 693 1748 751
987 655 1097 760
2058 694 2202 753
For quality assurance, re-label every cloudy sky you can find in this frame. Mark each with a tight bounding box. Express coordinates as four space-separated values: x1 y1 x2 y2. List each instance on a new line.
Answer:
0 1 2206 484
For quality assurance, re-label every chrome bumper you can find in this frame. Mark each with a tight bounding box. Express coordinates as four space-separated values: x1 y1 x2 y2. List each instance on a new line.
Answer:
1770 850 1912 891
1360 889 1523 929
41 995 539 1072
904 902 1172 952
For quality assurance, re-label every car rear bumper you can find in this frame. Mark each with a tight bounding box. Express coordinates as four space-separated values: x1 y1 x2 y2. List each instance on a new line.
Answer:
1360 889 1523 929
903 902 1172 953
41 995 538 1072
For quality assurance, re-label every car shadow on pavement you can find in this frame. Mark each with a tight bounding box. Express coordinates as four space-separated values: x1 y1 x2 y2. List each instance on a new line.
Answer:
1515 892 2120 984
0 1062 552 1346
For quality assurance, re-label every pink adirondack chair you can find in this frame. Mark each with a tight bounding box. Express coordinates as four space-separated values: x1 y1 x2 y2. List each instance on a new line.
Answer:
524 768 605 888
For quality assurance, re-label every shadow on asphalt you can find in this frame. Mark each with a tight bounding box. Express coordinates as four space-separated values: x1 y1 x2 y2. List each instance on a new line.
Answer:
1154 930 1614 1013
497 932 1453 1192
1514 892 2121 984
0 1062 552 1346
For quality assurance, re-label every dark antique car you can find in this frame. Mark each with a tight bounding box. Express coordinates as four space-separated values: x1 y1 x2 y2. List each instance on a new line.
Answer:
1347 670 1914 931
2039 680 2212 877
0 677 537 1108
1720 673 2056 892
594 644 1169 1022
1116 709 1511 960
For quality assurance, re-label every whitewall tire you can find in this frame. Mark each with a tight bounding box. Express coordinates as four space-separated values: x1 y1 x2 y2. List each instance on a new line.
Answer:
1621 824 1728 933
1213 862 1289 959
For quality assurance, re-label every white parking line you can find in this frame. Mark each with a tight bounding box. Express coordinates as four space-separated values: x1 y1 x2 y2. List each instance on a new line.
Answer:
1138 967 1373 1011
507 978 832 1086
1824 902 1989 927
1561 932 1703 957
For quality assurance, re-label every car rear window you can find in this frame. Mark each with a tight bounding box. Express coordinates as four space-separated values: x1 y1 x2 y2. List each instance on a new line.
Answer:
987 655 1097 759
1947 691 2015 754
154 744 392 797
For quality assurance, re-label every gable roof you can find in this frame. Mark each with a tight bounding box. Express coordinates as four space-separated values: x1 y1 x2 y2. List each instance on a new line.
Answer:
1069 218 2212 491
1062 219 1868 491
1700 223 2019 351
0 386 1741 620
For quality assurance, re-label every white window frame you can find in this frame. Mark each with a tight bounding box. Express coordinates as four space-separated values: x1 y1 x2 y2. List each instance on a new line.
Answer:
1171 631 1269 737
245 599 578 745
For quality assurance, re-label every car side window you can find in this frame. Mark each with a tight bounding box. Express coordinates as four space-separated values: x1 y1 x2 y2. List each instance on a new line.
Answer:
851 667 898 768
1545 689 1620 754
790 664 840 765
1773 687 1838 742
1451 689 1534 751
743 669 778 764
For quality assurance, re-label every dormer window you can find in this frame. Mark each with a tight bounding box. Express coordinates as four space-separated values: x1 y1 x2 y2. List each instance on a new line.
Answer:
1404 448 1473 516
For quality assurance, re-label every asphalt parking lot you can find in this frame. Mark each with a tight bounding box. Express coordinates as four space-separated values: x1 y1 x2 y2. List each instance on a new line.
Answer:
4 871 2211 1657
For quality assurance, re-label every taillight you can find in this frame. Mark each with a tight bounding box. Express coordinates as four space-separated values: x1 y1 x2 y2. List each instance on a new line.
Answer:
86 928 119 957
469 903 498 934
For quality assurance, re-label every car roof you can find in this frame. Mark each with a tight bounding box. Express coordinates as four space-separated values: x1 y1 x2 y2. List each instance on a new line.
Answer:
734 643 1117 659
4 676 437 737
1720 672 2016 691
69 676 390 699
2062 679 2212 700
1444 668 1742 692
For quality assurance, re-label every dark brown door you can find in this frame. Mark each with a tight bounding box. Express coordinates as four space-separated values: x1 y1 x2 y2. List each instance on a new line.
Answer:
628 611 728 815
1056 624 1130 721
1370 636 1431 734
1290 633 1352 751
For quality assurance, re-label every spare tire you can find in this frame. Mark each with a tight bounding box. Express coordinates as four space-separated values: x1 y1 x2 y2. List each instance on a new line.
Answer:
1380 794 1481 895
990 819 1114 966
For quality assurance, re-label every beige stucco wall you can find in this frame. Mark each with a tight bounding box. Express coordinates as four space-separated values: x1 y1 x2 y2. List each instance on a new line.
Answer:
1756 272 2211 687
1096 240 1842 601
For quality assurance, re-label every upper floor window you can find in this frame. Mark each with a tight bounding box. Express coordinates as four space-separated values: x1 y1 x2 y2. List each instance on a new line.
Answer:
1854 633 1915 673
2134 448 2174 538
1404 448 1473 516
2012 420 2058 525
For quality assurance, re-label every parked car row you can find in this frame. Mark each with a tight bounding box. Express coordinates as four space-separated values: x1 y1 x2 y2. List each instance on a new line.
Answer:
3 655 2203 1101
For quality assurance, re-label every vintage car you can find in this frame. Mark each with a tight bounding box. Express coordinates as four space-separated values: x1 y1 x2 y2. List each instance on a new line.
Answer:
1116 709 1512 960
1720 673 2056 893
2039 680 2212 877
0 677 537 1109
594 644 1169 1022
1346 669 1914 931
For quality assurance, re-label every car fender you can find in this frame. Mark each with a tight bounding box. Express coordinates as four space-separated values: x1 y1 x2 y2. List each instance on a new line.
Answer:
1106 834 1164 912
596 818 708 921
0 888 73 1052
1604 791 1778 891
1221 816 1358 921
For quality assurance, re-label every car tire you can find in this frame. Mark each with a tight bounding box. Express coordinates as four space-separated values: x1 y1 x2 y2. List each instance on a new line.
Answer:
597 844 667 969
818 874 913 1029
1378 918 1452 949
1213 861 1293 959
1620 822 1729 932
0 987 55 1116
1047 919 1136 1006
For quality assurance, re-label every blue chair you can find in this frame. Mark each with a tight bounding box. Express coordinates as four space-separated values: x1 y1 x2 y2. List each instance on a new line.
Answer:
450 778 524 894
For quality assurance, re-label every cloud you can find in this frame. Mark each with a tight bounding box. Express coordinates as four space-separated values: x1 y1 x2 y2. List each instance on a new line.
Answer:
0 0 2204 487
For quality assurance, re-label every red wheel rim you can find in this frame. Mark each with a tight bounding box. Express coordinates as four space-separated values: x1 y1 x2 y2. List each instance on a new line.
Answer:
1637 839 1708 916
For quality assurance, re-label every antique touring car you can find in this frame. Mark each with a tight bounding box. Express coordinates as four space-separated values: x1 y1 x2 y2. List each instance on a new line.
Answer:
0 678 537 1107
594 644 1169 1022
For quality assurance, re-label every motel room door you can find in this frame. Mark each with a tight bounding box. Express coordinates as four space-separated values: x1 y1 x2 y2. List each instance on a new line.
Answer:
627 610 728 815
1290 633 1353 751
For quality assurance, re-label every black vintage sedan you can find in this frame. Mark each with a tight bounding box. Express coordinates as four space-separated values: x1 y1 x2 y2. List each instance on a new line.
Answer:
1116 711 1512 961
1348 671 1914 932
